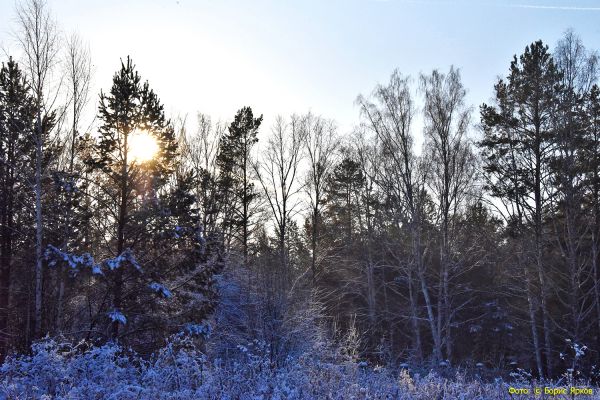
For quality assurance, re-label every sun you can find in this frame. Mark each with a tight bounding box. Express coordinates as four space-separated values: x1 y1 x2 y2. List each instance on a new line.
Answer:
128 131 159 163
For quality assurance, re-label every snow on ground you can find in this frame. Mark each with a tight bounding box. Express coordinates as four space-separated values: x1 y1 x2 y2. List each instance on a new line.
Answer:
1 336 598 399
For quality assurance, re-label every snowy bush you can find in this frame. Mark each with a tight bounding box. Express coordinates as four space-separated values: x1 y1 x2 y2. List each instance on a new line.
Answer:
2 337 599 399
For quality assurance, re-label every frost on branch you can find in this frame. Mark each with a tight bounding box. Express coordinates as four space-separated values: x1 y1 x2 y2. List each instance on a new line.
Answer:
104 248 142 272
107 310 127 325
45 245 102 275
183 322 211 338
45 246 144 275
148 282 172 298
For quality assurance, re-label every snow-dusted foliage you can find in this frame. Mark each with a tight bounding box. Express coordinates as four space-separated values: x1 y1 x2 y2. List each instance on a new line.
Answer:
149 282 172 298
183 322 211 337
45 245 101 275
107 310 127 325
104 248 142 272
3 336 595 399
45 246 144 275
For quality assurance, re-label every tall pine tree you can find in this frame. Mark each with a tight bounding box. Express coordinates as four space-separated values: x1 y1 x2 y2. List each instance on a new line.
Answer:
89 57 179 340
216 106 262 267
480 40 562 377
0 58 36 358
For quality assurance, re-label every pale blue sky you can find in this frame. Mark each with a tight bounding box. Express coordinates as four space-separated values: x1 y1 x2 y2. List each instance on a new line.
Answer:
0 0 599 139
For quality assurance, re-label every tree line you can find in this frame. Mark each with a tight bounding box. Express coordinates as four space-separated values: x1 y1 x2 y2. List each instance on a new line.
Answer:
1 0 599 379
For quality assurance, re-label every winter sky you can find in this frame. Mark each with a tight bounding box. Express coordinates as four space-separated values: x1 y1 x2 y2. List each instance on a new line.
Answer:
0 0 599 141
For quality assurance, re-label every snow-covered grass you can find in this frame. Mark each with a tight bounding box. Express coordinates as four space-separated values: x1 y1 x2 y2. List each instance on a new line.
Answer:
0 336 597 399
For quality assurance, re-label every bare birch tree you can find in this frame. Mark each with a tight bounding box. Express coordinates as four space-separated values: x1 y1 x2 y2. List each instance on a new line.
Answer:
302 113 339 283
420 66 476 362
15 0 61 339
356 71 428 361
180 113 225 237
353 130 384 352
55 32 92 333
254 115 306 288
550 30 598 346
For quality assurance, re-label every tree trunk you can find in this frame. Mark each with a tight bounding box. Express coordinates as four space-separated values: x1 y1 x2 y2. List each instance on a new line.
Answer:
311 205 318 284
0 137 13 358
418 265 441 363
0 248 10 359
525 267 544 378
112 132 128 340
407 266 422 361
34 115 43 339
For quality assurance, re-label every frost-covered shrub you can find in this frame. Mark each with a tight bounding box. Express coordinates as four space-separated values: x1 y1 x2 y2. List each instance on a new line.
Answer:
2 337 599 399
0 338 139 399
1 339 69 398
142 334 207 392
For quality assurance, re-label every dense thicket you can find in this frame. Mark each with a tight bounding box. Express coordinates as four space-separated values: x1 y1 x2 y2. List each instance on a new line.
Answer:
1 0 600 383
